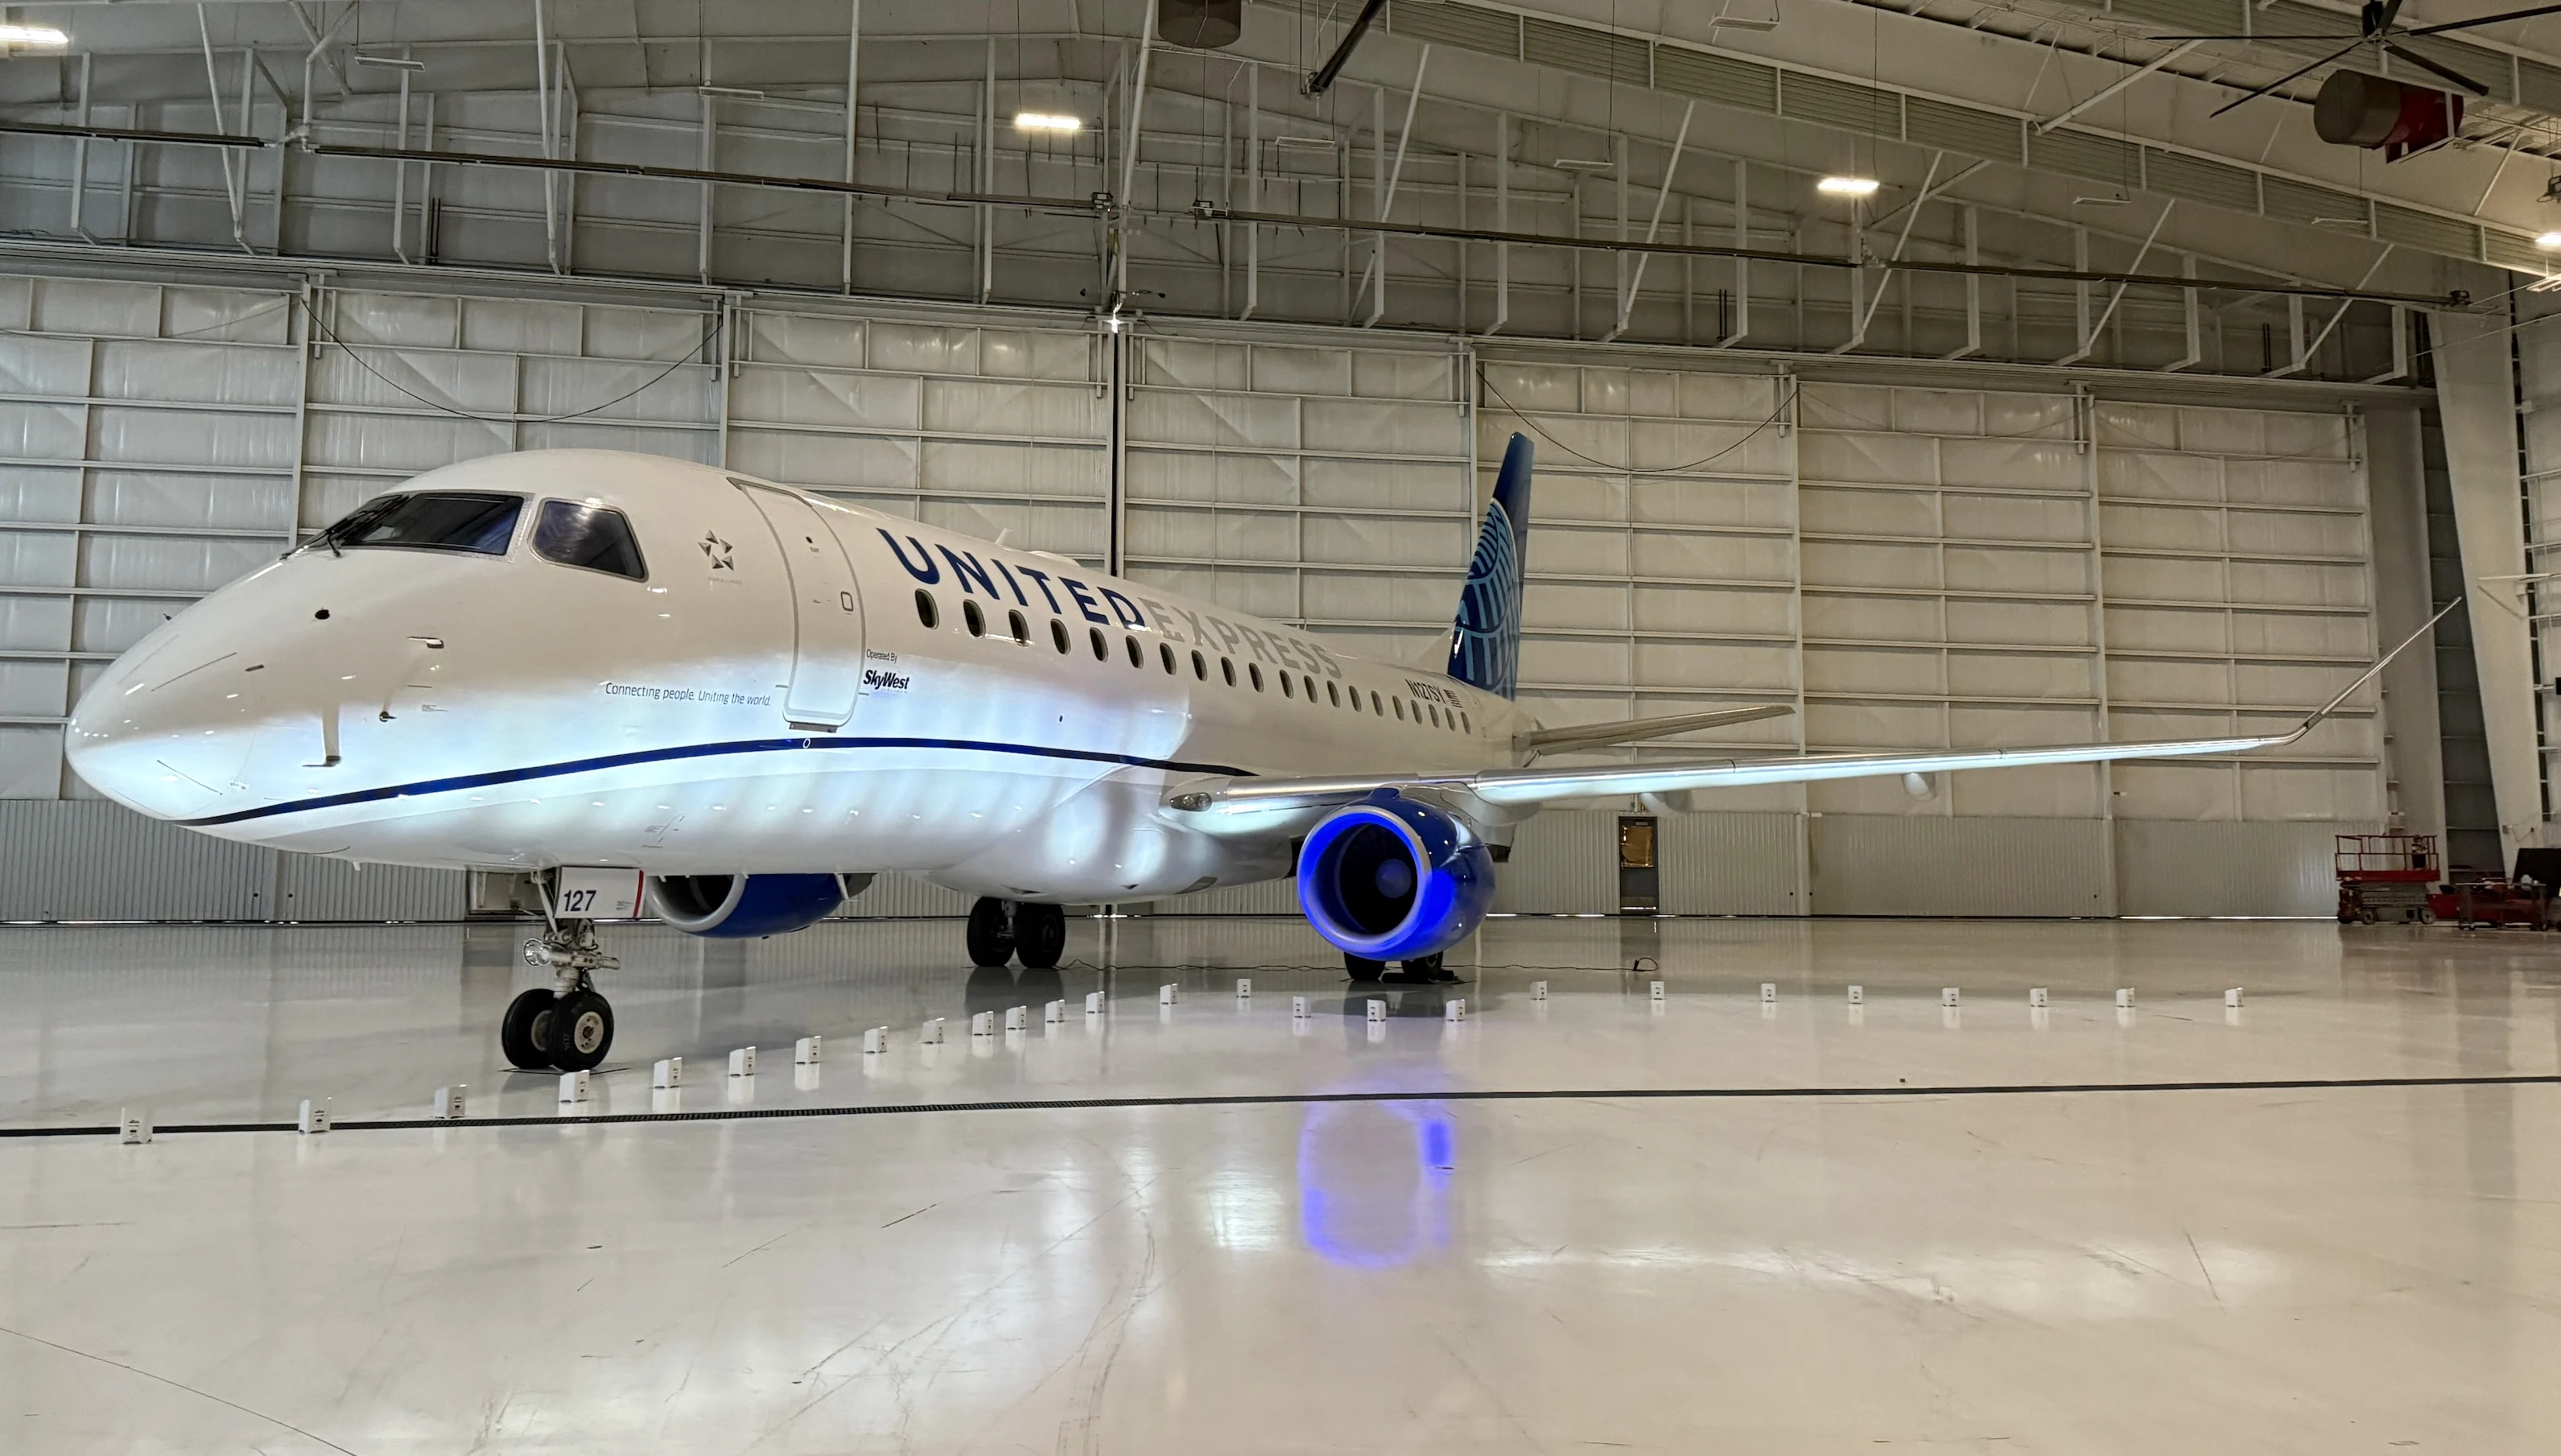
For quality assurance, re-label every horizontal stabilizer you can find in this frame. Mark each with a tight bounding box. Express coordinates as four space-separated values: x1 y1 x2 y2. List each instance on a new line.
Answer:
1516 704 1794 757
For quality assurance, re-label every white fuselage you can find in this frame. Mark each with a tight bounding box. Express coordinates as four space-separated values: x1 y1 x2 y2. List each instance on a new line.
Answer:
66 451 1529 902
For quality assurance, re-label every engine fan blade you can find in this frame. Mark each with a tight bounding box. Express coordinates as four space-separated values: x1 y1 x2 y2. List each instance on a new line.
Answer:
2381 40 2488 94
2209 35 2373 118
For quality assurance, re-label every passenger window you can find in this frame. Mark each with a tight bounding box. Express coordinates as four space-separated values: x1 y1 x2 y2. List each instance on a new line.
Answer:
1191 650 1207 680
1394 698 1405 721
1160 642 1177 674
1427 703 1439 727
1249 664 1264 692
1370 691 1384 714
1090 627 1109 662
1051 619 1070 654
1462 711 1472 733
963 600 986 637
1125 636 1143 668
1280 672 1293 699
915 590 938 629
1008 609 1029 644
1221 658 1236 687
1326 681 1341 707
532 500 646 579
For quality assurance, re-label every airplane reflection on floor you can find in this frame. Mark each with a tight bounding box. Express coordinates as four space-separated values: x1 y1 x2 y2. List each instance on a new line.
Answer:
1298 1098 1456 1269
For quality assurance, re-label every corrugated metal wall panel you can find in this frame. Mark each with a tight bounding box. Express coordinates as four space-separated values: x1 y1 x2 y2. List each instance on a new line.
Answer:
274 857 465 921
1809 815 2111 916
2114 819 2371 917
1659 811 1800 914
1495 811 1616 914
0 800 270 920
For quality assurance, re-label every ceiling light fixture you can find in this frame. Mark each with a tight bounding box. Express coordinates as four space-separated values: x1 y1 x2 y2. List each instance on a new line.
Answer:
2072 195 2134 207
1817 175 1878 197
1014 112 1083 133
1553 157 1615 172
697 85 766 100
1272 134 1334 151
352 54 425 71
0 23 69 48
2538 230 2561 249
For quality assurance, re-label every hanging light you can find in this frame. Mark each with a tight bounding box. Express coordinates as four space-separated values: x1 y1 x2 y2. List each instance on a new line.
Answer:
1817 176 1879 197
1014 113 1084 134
2537 231 2561 250
0 23 69 49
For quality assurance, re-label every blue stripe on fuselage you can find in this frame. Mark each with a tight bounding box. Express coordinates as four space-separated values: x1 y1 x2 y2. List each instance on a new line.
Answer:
177 736 1253 828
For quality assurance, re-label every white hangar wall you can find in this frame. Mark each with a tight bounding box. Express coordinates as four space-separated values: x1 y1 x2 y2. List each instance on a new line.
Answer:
0 265 2409 921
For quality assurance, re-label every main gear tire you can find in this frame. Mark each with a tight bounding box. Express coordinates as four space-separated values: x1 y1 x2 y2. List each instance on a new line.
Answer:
1015 903 1067 969
966 897 1017 967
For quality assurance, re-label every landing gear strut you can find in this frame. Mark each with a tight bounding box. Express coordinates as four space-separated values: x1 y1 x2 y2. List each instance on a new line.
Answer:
967 897 1067 969
506 910 621 1073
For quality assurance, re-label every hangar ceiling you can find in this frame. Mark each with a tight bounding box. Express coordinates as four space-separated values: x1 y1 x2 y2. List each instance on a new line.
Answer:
0 0 2549 373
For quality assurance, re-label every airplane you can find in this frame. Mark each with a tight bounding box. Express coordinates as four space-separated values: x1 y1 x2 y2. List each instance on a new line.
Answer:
63 435 2450 1076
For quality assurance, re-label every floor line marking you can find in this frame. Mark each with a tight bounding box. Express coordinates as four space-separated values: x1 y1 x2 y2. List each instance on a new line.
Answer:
6 1071 2558 1139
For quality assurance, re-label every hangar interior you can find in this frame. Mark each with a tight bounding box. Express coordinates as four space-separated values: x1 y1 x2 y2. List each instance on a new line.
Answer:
5 1 2561 1450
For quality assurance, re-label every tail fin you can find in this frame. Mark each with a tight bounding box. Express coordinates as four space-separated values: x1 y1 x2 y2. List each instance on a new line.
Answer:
1447 432 1532 699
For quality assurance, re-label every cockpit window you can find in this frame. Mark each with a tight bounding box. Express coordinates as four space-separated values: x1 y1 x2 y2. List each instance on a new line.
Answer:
316 492 523 555
532 500 647 581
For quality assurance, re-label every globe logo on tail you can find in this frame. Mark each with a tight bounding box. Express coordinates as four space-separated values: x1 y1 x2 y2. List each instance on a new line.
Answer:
1445 432 1532 701
1448 500 1520 699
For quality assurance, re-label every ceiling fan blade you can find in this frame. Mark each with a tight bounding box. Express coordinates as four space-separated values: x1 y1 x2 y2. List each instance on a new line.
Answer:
2402 0 2561 37
2208 36 2372 118
2373 0 2406 35
2147 33 2365 39
2382 40 2489 93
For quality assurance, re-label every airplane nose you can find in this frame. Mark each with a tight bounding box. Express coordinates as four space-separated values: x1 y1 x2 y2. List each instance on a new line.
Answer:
64 631 266 821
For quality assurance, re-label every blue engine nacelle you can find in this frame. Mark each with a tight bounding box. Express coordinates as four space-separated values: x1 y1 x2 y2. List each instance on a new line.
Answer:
649 872 868 938
1296 791 1495 962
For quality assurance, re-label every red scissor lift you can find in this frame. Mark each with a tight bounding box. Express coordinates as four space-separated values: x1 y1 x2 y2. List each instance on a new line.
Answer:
2336 832 2441 924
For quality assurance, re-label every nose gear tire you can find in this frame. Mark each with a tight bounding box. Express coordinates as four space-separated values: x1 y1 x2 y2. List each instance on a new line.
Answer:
1014 903 1068 969
501 988 559 1070
545 989 615 1072
966 897 1017 967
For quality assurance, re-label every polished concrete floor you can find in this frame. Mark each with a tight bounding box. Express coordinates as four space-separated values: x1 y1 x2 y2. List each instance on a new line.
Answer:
3 914 2559 1452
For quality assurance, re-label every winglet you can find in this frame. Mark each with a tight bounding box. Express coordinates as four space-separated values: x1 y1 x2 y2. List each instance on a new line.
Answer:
2289 596 2462 740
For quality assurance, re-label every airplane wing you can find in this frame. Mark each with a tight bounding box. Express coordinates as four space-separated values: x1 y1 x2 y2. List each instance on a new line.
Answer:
1163 600 2456 825
1514 703 1794 756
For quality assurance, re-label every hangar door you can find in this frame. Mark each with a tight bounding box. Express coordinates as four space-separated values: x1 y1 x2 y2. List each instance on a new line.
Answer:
1478 357 2385 918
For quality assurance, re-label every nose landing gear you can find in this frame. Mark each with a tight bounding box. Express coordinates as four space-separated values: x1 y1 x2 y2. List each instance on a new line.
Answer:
967 897 1067 969
504 917 621 1073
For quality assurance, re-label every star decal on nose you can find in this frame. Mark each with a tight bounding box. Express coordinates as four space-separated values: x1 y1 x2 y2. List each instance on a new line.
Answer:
700 532 734 571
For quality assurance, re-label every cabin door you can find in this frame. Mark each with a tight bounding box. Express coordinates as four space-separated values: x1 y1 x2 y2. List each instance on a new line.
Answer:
735 481 866 731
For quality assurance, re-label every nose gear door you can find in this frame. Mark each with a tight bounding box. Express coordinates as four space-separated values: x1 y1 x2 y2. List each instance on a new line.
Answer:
732 480 865 731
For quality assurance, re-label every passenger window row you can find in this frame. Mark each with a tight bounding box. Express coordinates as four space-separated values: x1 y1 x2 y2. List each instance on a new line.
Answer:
911 587 1471 735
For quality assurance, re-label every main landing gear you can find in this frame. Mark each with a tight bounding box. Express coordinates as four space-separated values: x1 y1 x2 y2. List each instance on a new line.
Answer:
505 918 620 1073
1344 951 1457 984
967 897 1067 969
